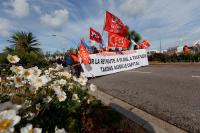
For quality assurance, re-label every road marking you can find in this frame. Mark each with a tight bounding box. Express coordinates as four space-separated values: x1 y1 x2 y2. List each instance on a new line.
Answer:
127 71 152 74
192 76 200 78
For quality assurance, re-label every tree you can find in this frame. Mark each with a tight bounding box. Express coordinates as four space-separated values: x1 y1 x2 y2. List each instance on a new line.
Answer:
126 26 142 43
5 31 41 53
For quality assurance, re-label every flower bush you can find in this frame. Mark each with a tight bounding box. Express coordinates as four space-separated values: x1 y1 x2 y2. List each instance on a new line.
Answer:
0 55 100 133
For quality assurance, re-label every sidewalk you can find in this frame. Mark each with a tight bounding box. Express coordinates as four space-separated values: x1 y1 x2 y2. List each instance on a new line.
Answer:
149 61 200 65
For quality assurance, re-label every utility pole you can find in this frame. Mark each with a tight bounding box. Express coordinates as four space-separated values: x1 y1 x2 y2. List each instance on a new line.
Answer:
160 39 162 53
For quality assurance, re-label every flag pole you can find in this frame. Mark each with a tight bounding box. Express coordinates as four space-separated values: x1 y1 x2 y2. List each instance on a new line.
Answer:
101 10 107 50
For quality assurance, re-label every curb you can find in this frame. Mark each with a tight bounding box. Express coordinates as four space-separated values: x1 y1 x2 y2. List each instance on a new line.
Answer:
88 89 187 133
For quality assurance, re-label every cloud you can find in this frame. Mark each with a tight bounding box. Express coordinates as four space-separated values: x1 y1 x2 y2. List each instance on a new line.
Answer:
40 9 69 29
0 18 12 36
5 0 29 18
119 0 147 17
32 5 41 14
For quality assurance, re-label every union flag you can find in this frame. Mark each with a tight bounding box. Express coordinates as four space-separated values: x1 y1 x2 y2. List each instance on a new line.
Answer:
79 43 90 64
108 32 130 48
138 40 151 49
90 27 102 43
104 11 127 36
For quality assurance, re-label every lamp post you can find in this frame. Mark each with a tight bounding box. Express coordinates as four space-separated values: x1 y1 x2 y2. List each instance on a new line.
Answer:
51 34 78 47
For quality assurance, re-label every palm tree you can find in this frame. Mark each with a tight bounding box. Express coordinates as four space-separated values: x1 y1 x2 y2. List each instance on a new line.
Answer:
126 26 142 43
5 31 41 53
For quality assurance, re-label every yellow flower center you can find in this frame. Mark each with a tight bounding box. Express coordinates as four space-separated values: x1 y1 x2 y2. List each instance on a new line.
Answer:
59 96 64 99
24 71 31 77
15 67 21 73
36 78 42 84
0 119 11 132
15 76 21 83
28 129 34 133
10 57 15 62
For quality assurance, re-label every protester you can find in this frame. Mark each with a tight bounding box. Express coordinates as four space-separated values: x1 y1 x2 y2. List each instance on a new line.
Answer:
63 50 74 67
91 46 99 54
70 49 82 77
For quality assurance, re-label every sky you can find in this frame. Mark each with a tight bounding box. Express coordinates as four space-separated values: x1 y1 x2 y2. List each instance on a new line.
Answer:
0 0 200 53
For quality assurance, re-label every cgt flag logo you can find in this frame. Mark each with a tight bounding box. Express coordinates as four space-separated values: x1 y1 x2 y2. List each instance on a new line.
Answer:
104 11 127 36
79 44 91 64
108 32 130 48
90 27 102 43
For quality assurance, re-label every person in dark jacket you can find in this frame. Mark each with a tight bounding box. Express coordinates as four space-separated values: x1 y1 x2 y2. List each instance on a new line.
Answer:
63 50 74 67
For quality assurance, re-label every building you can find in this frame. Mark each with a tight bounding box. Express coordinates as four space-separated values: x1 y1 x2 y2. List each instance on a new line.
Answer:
147 50 160 56
167 46 184 55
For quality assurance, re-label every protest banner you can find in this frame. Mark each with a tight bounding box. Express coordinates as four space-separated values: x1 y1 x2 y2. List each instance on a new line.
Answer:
81 49 149 77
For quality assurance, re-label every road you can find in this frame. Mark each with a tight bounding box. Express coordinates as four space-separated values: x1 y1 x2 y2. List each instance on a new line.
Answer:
89 64 200 133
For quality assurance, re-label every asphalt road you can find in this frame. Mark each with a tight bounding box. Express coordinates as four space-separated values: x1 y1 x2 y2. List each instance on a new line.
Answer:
89 64 200 133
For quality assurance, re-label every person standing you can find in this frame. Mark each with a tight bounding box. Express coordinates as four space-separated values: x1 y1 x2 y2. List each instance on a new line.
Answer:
70 49 82 77
63 50 74 67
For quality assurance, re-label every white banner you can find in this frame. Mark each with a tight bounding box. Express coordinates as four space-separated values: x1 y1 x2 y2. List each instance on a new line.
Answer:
81 49 149 77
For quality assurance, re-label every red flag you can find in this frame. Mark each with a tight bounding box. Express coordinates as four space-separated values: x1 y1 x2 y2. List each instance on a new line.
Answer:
138 40 151 49
104 11 127 36
108 32 130 48
79 44 90 64
90 27 102 43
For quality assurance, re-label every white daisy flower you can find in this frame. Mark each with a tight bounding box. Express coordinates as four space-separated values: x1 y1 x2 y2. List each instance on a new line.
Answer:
59 71 71 79
57 91 67 102
0 110 21 133
51 85 67 102
55 127 67 133
13 75 25 88
77 77 87 86
44 70 49 75
31 67 42 77
72 94 79 101
22 69 34 80
30 75 49 89
59 79 67 85
72 76 78 82
55 64 63 71
7 54 20 64
89 84 97 92
48 68 54 73
68 83 74 90
43 96 52 103
20 124 42 133
0 102 22 112
10 66 24 75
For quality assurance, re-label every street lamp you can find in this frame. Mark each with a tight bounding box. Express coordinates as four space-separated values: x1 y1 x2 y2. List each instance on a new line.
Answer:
51 34 78 47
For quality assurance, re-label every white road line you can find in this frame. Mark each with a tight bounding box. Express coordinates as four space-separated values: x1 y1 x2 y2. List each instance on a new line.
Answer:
192 76 200 78
127 71 152 74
